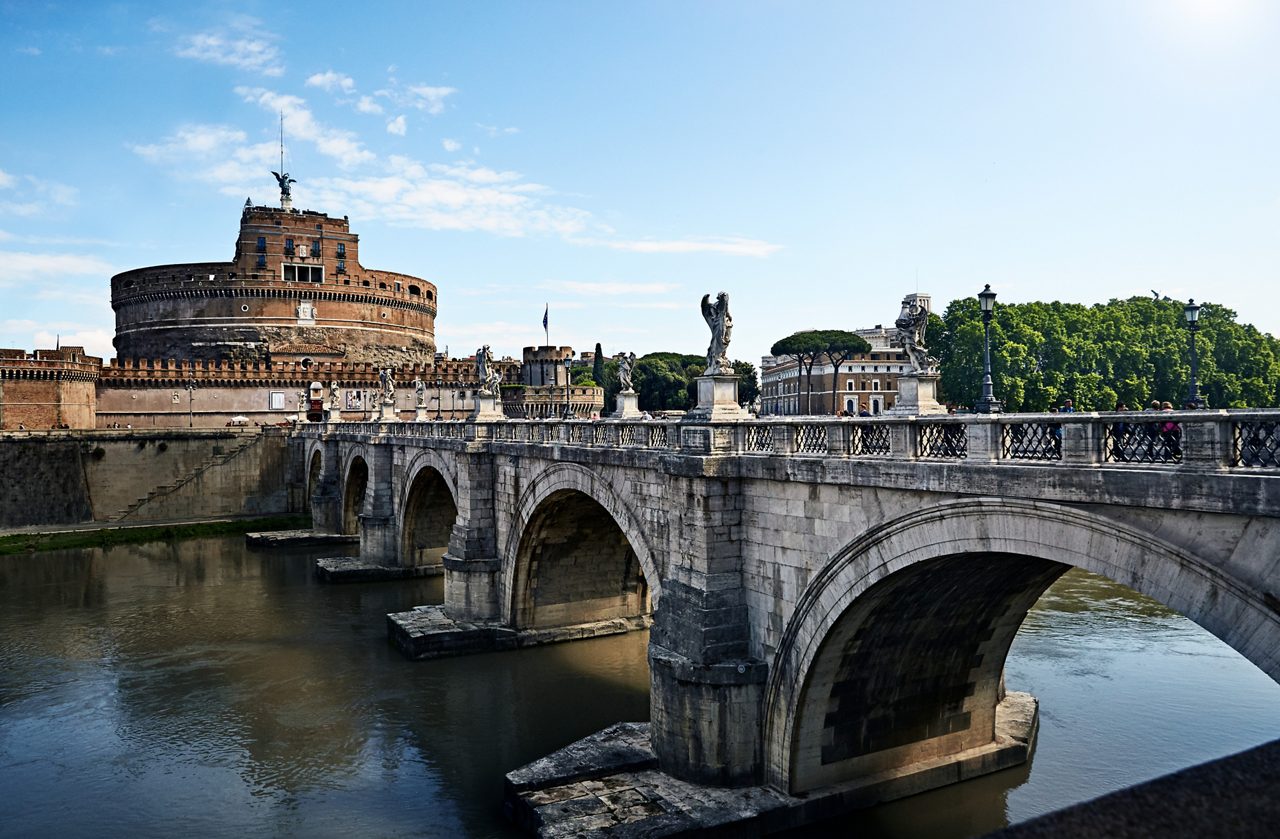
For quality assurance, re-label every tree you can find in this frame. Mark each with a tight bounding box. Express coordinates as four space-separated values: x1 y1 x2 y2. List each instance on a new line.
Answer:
734 360 760 406
934 295 1280 411
771 331 827 414
818 330 872 414
592 343 604 391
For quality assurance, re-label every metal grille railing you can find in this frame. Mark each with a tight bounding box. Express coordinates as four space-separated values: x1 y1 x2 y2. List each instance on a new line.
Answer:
918 423 967 459
620 424 641 447
1233 420 1280 467
794 424 827 454
647 425 668 448
567 424 585 444
1103 420 1181 464
851 424 891 456
1002 422 1062 461
745 425 775 452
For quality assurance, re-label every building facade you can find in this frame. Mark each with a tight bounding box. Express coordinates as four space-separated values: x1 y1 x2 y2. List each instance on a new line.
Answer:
762 328 918 417
0 347 102 430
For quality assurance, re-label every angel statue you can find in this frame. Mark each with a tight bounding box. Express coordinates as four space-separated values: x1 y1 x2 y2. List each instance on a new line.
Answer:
618 351 637 393
477 345 503 396
895 296 938 374
413 376 426 408
379 368 395 403
329 381 340 411
271 170 295 200
700 292 733 375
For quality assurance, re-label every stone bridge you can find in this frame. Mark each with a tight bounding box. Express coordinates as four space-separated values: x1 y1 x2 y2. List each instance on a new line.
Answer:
293 410 1280 829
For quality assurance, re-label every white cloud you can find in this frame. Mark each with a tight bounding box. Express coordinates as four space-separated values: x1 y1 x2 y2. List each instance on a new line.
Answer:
428 162 522 184
386 115 407 136
131 124 249 161
356 95 384 115
442 138 462 153
306 70 356 93
406 85 456 114
0 251 116 284
235 87 375 168
477 123 520 137
174 20 284 76
543 280 681 296
33 328 114 360
0 172 79 217
567 236 783 258
97 46 123 57
17 46 41 56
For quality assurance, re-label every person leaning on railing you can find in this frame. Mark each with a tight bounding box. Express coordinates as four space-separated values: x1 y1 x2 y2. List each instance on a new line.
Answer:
1159 401 1181 459
1111 402 1130 462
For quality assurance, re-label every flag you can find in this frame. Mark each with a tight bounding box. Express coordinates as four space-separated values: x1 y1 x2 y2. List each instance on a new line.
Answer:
542 304 549 331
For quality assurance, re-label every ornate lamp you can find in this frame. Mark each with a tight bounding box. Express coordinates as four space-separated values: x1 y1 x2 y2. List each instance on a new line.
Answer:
974 284 1002 414
1183 299 1202 408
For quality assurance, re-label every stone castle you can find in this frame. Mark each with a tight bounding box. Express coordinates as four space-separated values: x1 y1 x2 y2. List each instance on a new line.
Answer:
0 185 602 429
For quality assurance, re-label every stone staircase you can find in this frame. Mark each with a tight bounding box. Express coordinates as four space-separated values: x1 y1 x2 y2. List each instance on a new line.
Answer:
111 432 261 521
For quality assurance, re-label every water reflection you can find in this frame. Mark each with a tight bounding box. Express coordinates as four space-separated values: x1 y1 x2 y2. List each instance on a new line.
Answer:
1 544 1277 838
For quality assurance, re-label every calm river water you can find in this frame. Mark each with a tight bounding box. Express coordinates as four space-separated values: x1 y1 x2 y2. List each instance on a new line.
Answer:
1 537 1278 838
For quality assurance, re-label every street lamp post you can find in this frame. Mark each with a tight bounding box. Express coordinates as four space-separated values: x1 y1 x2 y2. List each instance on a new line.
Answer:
974 284 1002 414
1184 299 1202 408
186 380 196 428
434 379 443 420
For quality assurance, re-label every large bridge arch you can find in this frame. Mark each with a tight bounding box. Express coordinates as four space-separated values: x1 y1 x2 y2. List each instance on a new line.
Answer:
339 447 372 536
399 449 460 567
500 463 661 629
763 497 1280 794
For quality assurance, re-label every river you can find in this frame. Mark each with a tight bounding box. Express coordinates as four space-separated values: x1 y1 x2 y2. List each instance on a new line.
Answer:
1 536 1277 838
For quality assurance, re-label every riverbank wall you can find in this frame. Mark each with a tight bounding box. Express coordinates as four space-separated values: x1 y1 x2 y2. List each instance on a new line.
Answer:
0 428 294 529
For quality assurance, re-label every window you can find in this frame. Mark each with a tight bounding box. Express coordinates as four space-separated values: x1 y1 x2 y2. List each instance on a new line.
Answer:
312 240 321 256
256 236 266 252
846 381 855 391
336 243 346 258
408 284 421 296
284 238 295 255
337 260 346 273
256 254 266 267
283 264 324 282
872 380 880 391
269 391 285 410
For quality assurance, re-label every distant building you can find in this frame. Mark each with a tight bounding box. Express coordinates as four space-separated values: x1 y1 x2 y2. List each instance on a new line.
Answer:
761 294 932 416
501 346 604 419
0 347 102 430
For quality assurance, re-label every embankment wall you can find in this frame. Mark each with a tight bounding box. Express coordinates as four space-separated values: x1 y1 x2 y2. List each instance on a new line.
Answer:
0 429 293 528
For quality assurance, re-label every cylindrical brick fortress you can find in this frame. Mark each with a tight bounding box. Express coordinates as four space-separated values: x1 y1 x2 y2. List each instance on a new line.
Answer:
111 204 436 366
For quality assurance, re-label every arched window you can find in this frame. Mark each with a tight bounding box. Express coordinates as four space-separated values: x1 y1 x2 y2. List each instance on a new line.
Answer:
408 285 421 296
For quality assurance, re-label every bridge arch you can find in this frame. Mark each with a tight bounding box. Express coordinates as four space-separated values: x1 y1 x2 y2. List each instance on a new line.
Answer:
399 450 460 566
763 497 1280 794
340 449 371 536
501 463 660 629
306 448 323 504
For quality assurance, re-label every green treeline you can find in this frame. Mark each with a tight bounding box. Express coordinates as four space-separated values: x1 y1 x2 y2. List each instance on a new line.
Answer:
934 296 1280 411
580 351 760 412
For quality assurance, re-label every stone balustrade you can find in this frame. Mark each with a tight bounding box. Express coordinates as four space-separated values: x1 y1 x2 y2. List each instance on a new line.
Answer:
298 409 1280 470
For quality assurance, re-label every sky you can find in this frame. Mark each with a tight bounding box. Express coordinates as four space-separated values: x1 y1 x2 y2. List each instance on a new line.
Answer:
3 0 1280 370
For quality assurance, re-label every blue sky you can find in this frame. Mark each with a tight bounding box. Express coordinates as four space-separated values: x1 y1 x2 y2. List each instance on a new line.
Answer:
3 1 1279 369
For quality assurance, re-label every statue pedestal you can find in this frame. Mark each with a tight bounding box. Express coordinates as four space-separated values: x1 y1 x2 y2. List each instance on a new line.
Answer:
378 400 398 422
326 407 342 424
414 407 430 422
684 375 748 422
615 391 641 419
887 372 947 416
471 393 506 421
